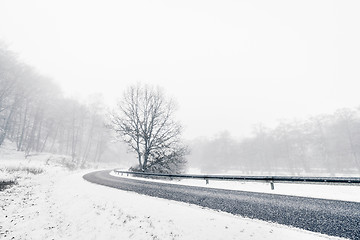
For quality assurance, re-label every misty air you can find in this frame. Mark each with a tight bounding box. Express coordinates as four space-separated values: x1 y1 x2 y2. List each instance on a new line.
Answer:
1 1 360 239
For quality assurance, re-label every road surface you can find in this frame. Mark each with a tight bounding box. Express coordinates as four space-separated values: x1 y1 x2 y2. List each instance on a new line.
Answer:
83 170 360 239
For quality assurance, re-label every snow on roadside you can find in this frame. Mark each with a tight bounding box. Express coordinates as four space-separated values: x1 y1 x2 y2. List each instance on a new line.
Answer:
110 171 360 203
1 149 346 239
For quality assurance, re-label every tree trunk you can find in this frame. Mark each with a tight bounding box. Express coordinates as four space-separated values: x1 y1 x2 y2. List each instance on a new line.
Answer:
0 99 17 145
17 102 29 151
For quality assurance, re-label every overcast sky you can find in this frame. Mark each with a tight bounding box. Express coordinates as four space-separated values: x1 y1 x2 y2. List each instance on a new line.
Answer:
1 0 360 139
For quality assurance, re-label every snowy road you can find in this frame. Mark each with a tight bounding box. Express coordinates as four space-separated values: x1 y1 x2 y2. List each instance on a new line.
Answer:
84 170 360 240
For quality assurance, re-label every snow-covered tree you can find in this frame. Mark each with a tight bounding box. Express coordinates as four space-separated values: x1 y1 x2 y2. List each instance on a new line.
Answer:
110 84 187 172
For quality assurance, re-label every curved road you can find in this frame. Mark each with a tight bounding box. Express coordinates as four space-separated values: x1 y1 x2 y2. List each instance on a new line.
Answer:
83 170 360 239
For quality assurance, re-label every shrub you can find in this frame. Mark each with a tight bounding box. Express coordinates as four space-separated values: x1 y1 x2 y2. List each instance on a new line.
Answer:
5 166 44 175
0 180 17 191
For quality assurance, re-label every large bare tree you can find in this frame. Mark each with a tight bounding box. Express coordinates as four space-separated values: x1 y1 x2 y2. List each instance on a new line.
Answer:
111 84 187 172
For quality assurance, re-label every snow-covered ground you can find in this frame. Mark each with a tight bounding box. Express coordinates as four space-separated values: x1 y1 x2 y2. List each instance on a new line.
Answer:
0 145 346 239
110 171 360 203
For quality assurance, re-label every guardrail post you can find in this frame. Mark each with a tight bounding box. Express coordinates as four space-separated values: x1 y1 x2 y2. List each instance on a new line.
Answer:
206 179 209 184
270 181 274 190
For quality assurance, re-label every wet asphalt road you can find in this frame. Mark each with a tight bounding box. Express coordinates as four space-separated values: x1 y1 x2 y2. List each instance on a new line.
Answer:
83 170 360 239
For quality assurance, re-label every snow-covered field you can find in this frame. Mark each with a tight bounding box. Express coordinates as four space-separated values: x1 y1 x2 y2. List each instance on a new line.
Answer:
0 146 346 239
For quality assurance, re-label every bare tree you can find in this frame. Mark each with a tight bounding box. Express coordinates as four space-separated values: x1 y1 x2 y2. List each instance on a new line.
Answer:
110 84 187 172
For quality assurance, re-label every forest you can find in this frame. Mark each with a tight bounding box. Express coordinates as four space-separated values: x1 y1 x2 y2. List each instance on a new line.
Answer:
0 46 111 167
189 110 360 175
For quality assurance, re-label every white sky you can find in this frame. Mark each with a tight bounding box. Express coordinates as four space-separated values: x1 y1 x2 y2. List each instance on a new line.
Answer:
1 0 360 139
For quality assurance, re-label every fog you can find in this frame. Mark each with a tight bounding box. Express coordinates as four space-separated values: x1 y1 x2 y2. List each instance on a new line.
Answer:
1 0 360 139
1 0 360 175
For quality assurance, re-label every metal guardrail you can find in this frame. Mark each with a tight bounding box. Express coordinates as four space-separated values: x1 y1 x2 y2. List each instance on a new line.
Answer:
113 169 360 190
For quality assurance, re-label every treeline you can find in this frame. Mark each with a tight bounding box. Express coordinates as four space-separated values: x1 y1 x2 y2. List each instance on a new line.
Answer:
188 108 360 175
0 46 110 166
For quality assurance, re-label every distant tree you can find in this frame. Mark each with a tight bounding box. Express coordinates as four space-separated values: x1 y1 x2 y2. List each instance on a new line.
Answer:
110 84 187 172
333 109 360 171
